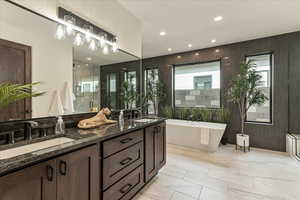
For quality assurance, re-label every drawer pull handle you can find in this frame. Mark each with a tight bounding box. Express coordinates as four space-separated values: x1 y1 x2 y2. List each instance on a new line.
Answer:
59 160 67 176
46 165 54 182
120 138 133 144
120 157 133 165
120 184 132 194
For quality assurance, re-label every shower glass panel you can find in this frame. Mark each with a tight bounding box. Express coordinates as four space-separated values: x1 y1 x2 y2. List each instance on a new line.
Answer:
73 62 100 113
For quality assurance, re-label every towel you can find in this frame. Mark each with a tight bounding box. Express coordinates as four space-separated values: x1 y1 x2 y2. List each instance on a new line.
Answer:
61 82 75 114
200 127 210 145
48 90 64 116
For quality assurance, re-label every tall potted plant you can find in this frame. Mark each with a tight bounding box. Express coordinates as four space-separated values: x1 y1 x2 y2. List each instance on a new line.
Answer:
143 69 166 116
227 60 268 135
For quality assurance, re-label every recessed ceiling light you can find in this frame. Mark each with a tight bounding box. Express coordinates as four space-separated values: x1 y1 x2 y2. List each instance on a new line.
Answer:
195 52 199 56
211 39 216 43
214 16 223 22
177 55 181 59
168 48 172 52
86 57 92 61
160 31 166 36
188 44 192 48
215 49 220 53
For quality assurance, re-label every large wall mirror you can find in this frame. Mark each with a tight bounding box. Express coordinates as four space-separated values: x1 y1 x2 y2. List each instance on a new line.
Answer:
0 1 140 122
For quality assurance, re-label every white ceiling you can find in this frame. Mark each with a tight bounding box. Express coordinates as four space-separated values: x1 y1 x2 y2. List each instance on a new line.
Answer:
118 0 300 58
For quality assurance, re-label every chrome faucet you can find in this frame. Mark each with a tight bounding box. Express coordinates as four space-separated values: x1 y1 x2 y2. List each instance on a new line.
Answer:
24 121 39 141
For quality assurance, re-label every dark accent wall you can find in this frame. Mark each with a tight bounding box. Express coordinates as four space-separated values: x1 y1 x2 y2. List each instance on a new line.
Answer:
101 31 300 152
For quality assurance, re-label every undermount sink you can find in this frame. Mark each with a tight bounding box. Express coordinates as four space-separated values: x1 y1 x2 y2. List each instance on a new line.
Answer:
0 137 74 160
134 118 157 123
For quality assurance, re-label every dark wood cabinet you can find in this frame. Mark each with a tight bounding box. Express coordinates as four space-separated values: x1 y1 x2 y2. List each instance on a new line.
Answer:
0 159 57 200
145 122 166 182
57 145 100 200
0 145 100 200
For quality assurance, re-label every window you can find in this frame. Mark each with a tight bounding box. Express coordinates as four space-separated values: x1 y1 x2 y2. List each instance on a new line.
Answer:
144 68 159 114
174 61 221 108
124 71 137 108
246 53 273 123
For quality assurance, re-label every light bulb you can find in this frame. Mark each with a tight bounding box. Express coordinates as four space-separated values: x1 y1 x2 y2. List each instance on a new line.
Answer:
88 39 97 51
74 33 84 46
64 15 75 36
55 24 66 40
66 25 74 36
99 36 105 48
84 25 93 43
102 45 109 55
85 31 92 43
112 42 118 53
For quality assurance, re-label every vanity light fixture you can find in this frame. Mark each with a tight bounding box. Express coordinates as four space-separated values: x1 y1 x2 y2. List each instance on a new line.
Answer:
55 7 118 54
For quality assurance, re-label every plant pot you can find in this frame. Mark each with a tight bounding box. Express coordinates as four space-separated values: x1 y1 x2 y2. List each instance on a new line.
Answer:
236 133 250 152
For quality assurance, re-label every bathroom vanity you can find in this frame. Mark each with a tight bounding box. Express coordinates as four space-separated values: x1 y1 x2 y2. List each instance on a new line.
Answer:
0 118 166 200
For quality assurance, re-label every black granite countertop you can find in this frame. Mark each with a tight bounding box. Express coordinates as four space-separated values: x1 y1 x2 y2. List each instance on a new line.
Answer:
0 117 165 176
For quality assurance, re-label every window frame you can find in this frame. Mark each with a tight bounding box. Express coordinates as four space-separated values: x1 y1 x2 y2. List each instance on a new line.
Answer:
245 52 274 124
172 59 222 109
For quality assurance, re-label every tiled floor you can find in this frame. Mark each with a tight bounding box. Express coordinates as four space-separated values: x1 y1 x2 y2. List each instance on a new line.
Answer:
134 144 300 200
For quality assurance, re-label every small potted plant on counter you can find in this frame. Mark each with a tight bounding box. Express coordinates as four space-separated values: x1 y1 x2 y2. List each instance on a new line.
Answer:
227 60 268 152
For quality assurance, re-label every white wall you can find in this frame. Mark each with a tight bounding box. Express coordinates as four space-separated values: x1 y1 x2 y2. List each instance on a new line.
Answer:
0 1 73 118
9 0 142 57
175 63 220 90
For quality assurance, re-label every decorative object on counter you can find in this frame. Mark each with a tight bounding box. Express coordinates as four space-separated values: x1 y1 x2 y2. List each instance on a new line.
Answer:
236 134 250 152
121 74 137 110
227 60 268 139
0 82 44 110
78 108 117 129
118 110 125 131
143 69 167 115
55 116 65 135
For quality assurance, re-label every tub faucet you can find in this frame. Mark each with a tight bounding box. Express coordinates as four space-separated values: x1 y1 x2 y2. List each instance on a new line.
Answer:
24 121 39 141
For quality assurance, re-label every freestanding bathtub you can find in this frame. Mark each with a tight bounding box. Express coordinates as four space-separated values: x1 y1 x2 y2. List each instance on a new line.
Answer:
166 119 227 152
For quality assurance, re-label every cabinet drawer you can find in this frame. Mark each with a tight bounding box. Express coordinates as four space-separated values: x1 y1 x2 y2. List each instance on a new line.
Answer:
103 165 144 200
103 142 144 190
103 130 143 158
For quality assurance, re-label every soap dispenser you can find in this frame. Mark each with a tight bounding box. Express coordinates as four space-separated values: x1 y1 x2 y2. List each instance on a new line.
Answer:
119 110 124 130
55 116 65 135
